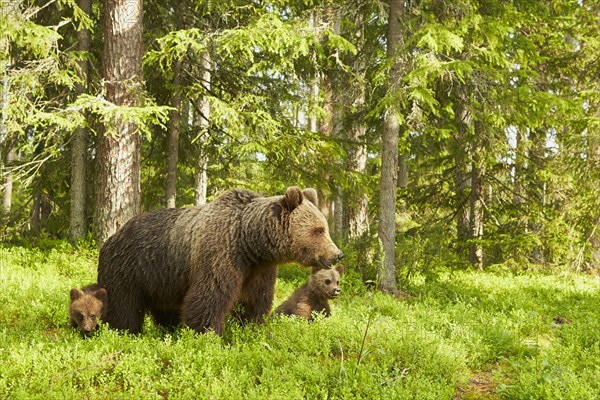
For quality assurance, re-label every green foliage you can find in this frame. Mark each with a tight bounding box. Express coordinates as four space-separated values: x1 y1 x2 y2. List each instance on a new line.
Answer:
1 244 599 398
2 0 600 282
68 94 171 141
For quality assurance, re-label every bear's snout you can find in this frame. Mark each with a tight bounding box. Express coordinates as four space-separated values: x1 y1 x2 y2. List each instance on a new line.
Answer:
331 287 341 298
335 251 345 263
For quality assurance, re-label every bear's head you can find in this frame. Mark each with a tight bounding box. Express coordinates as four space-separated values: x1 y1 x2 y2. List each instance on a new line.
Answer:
310 265 343 299
69 287 107 336
272 186 344 269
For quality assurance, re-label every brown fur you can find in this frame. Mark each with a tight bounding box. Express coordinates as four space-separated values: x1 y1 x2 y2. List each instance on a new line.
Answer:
97 187 344 335
69 284 107 336
275 265 343 320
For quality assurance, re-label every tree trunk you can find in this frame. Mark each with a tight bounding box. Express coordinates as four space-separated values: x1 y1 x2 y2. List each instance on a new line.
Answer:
95 0 143 246
398 154 408 189
2 148 15 215
343 8 369 244
589 96 600 269
453 101 471 262
469 123 485 269
469 164 485 269
69 0 92 242
527 127 547 263
194 51 211 206
343 82 370 244
1 55 12 215
378 0 403 293
165 60 181 208
317 70 333 220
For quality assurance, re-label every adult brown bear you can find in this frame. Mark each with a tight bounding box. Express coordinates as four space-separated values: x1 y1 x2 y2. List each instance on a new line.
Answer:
97 186 344 335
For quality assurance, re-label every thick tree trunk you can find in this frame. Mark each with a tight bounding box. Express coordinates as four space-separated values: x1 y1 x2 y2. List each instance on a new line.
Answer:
453 101 471 262
468 121 486 269
95 0 143 246
378 0 403 292
69 0 92 242
194 51 210 206
165 60 181 208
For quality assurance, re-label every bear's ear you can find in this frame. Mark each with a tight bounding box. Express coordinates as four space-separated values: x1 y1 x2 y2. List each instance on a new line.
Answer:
302 188 319 207
271 186 303 219
282 186 303 211
94 288 108 301
335 264 344 275
70 288 82 301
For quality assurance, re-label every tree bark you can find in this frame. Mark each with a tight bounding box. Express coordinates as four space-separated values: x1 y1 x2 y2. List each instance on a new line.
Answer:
469 122 485 269
194 51 211 206
527 127 547 263
95 0 143 246
343 9 369 243
318 70 333 221
378 0 403 292
165 60 181 208
588 93 600 268
453 101 471 262
1 51 12 215
69 0 92 242
2 148 15 215
398 154 408 189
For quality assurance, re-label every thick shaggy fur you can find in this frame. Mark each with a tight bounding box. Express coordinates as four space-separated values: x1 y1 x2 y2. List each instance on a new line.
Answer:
69 284 107 336
97 186 344 335
275 265 343 320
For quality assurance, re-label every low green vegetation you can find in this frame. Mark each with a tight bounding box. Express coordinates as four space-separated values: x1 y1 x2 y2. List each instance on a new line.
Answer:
1 243 599 399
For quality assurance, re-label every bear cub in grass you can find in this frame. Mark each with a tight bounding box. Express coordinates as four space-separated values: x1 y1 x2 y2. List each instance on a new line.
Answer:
69 284 107 336
275 265 343 320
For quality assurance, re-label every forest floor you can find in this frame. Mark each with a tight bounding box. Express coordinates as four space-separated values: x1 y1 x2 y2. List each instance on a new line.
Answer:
1 242 599 399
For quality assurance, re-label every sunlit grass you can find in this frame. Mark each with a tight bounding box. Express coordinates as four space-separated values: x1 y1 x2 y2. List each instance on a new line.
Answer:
1 243 599 399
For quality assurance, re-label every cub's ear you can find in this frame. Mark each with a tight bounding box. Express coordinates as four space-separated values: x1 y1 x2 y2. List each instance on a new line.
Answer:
335 264 344 275
94 288 108 301
302 188 319 207
70 288 82 301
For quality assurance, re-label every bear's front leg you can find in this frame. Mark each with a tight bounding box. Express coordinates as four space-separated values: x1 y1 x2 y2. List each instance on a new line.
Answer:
181 272 243 335
234 266 277 324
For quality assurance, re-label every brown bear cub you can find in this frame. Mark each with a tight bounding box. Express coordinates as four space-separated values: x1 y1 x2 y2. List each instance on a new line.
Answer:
275 265 343 320
69 284 107 336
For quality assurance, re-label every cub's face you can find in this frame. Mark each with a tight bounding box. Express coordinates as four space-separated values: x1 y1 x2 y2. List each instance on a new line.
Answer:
274 187 344 269
310 266 342 299
69 288 107 336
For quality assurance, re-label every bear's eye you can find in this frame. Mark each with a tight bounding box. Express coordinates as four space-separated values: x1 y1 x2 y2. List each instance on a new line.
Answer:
325 279 331 285
313 227 325 236
90 314 97 321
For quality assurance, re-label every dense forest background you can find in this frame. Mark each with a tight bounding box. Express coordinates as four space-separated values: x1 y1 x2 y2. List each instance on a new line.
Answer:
1 0 599 290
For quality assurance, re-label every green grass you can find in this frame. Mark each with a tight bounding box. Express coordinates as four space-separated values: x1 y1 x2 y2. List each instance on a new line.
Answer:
1 243 599 399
